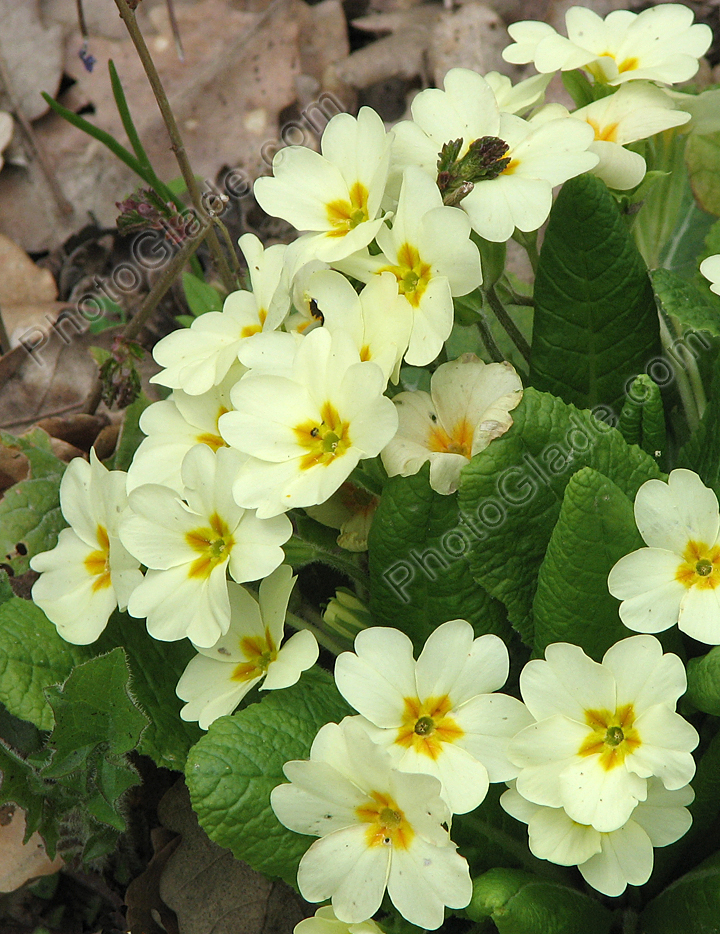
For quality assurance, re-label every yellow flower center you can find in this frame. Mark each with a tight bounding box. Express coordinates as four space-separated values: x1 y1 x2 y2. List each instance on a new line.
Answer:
195 405 230 452
427 416 474 458
185 512 235 579
356 791 415 849
231 626 278 682
379 243 432 309
240 307 268 339
675 540 720 590
294 401 351 470
84 524 112 592
578 704 641 771
395 695 464 760
587 117 619 142
586 54 639 83
326 182 370 237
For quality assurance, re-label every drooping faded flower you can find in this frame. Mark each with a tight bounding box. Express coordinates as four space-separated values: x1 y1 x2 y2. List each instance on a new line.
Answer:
381 353 523 495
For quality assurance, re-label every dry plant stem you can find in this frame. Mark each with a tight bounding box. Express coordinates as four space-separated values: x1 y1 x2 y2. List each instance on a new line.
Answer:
83 379 104 416
485 284 532 365
123 221 211 341
113 0 237 293
0 49 73 218
0 304 11 355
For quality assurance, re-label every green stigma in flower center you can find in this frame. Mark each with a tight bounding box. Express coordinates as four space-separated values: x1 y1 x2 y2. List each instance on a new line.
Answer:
210 538 227 557
414 716 435 736
403 270 420 292
696 559 713 577
323 431 341 453
379 807 402 828
605 726 625 747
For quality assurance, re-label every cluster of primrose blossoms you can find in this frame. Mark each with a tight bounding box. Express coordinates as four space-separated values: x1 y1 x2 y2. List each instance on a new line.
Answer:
26 3 720 929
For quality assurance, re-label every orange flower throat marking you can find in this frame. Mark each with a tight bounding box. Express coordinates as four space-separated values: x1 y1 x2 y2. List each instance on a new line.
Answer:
185 512 235 579
675 540 720 590
326 182 370 238
379 243 432 309
294 401 351 470
84 524 112 592
356 791 414 849
427 416 474 458
578 703 641 771
395 695 464 760
231 627 278 682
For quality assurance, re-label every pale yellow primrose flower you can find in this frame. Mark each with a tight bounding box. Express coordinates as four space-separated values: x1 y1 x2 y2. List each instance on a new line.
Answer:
334 621 532 814
150 234 290 396
31 451 142 645
127 362 243 495
301 269 411 385
508 636 698 834
608 469 720 643
336 166 482 366
571 83 690 190
391 68 598 243
294 906 384 934
271 717 472 929
120 444 291 648
700 255 720 297
219 327 398 519
381 353 523 496
502 4 711 86
501 778 694 897
176 565 318 729
254 107 392 265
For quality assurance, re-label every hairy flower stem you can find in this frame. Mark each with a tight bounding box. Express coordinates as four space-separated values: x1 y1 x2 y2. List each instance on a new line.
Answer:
484 284 532 365
286 610 346 656
669 314 707 420
113 0 238 293
462 814 575 886
513 229 540 275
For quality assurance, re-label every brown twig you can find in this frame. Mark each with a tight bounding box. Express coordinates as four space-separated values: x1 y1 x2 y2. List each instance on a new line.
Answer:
123 219 211 341
0 303 11 356
113 0 237 293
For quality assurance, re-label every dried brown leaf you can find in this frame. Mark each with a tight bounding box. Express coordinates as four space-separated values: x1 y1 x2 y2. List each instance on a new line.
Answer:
0 0 63 121
0 806 64 894
157 780 309 934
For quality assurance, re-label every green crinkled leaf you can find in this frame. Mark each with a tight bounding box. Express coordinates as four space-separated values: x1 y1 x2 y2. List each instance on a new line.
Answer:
642 849 720 934
110 391 152 471
0 599 90 731
651 267 720 336
533 468 641 660
467 868 613 934
95 611 202 771
367 465 511 651
677 353 720 497
185 668 351 887
182 272 223 317
686 649 720 715
0 739 50 842
43 648 148 779
0 430 66 574
686 130 720 216
618 375 666 465
529 174 660 412
457 388 663 643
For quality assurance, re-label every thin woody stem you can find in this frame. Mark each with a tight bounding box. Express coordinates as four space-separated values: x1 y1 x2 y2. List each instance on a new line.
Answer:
113 0 238 293
123 220 210 341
